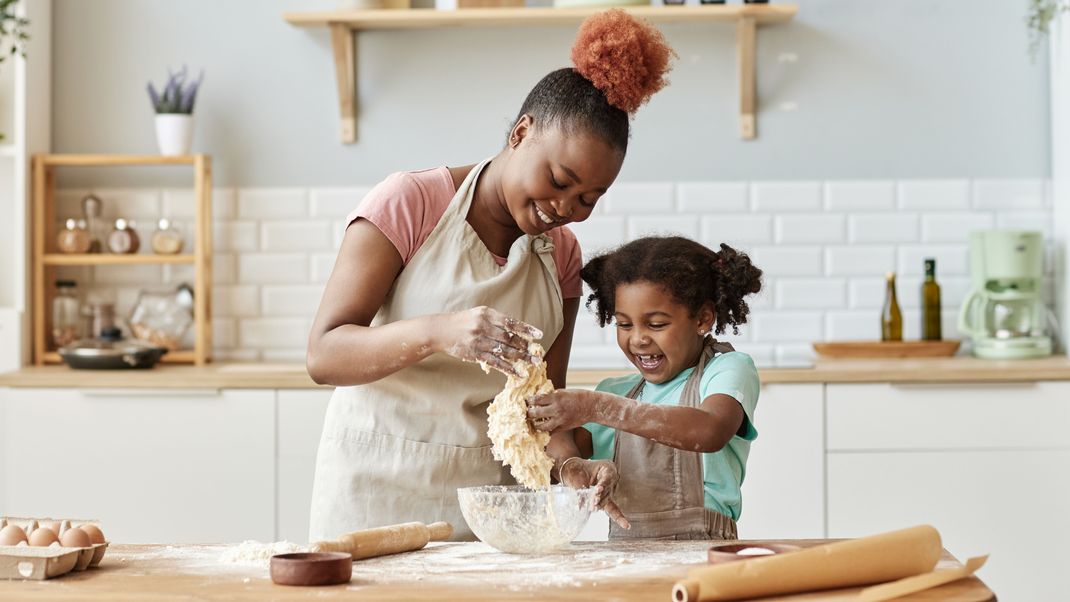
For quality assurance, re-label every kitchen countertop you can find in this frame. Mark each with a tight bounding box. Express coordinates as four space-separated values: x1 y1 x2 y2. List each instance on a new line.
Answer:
0 540 994 601
1 355 1070 389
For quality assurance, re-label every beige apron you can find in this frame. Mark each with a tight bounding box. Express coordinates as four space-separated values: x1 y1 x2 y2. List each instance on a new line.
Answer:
609 338 739 541
309 159 565 541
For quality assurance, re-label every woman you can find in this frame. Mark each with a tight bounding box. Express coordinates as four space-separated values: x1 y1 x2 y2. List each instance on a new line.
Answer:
306 9 675 540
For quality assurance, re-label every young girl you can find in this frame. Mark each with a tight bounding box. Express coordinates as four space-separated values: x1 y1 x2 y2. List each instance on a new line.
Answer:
528 236 763 540
305 11 675 541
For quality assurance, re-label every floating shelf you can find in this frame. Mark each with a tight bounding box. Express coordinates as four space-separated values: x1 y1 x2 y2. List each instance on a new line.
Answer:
283 5 797 142
43 254 196 266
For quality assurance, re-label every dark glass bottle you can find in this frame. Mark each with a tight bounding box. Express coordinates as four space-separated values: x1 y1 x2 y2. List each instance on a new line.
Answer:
921 259 942 341
881 272 903 341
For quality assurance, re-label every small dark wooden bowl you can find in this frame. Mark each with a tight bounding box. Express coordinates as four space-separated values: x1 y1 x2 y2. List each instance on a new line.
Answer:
707 543 800 565
270 552 352 586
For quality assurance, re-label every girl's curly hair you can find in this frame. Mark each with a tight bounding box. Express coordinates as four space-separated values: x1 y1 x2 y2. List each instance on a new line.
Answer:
581 237 763 336
511 9 675 153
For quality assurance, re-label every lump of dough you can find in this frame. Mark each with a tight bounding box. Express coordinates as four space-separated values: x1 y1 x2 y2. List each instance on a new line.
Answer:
487 342 554 489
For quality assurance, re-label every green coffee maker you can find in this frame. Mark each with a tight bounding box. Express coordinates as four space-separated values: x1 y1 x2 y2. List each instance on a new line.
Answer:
958 230 1054 359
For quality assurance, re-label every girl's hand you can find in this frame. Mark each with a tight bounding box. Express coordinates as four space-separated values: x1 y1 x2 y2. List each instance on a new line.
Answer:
559 457 630 530
434 306 543 376
527 389 600 432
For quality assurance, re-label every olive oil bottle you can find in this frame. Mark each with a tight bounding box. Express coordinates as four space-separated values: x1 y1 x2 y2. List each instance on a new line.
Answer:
881 272 903 341
921 258 942 340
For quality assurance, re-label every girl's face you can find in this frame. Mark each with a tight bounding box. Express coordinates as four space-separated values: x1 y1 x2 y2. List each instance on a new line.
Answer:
613 281 715 385
500 116 622 236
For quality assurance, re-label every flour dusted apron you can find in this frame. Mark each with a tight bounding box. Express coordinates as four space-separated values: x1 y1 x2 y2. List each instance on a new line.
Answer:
309 159 565 541
608 338 739 541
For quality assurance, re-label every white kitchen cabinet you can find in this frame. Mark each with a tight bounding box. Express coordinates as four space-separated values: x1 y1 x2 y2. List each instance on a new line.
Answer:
276 389 331 542
826 382 1070 601
737 384 824 539
0 387 275 544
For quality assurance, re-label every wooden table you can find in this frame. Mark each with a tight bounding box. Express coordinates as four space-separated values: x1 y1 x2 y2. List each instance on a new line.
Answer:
0 540 995 601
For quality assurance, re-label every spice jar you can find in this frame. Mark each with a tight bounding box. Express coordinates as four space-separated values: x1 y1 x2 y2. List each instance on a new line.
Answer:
81 194 105 253
129 284 194 350
151 218 184 254
51 280 83 348
87 302 116 340
107 218 140 254
56 218 91 254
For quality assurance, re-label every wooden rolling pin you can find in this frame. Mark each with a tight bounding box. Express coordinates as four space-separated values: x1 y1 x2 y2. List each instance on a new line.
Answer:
309 521 452 560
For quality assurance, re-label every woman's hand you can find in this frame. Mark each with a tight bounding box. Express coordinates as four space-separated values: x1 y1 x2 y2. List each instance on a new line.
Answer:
527 389 605 432
433 306 543 377
559 457 630 530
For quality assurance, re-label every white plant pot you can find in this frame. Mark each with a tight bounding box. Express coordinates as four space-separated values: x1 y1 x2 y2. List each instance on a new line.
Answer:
155 114 194 156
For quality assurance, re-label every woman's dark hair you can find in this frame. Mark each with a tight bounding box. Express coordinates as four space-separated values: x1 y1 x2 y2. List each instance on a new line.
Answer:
581 237 763 336
510 9 675 153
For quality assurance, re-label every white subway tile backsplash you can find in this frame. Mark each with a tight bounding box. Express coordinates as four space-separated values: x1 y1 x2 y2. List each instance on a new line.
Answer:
310 254 338 284
603 183 674 214
701 215 773 246
898 180 970 210
262 285 325 317
569 217 627 255
752 312 823 342
920 213 995 243
677 182 748 213
825 311 878 341
973 179 1045 210
775 214 845 244
848 213 919 243
825 181 896 212
240 254 309 284
213 285 261 318
775 279 846 309
752 181 822 212
897 245 969 276
310 187 370 219
52 178 1052 367
262 221 334 252
238 189 308 219
825 246 895 276
996 211 1053 238
240 318 311 349
214 221 259 252
627 215 699 239
750 246 823 276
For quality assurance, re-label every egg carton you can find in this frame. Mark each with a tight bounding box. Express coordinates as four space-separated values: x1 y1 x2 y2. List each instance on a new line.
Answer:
0 517 108 580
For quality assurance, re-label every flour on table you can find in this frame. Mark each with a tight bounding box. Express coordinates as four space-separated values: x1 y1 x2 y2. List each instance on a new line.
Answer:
219 540 305 565
487 341 555 489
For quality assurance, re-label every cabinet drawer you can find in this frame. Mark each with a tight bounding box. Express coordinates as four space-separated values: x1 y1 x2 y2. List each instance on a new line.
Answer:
827 382 1070 450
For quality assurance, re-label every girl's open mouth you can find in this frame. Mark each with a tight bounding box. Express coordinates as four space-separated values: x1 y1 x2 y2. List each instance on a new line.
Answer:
635 353 664 372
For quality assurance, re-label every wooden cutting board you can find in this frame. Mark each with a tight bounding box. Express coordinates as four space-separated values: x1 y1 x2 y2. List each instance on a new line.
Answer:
813 340 961 359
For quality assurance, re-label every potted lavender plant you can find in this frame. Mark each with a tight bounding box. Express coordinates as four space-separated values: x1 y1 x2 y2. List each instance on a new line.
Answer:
147 66 203 156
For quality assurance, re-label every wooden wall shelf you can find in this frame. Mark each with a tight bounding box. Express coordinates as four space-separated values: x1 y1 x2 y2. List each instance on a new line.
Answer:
283 5 797 142
31 154 213 366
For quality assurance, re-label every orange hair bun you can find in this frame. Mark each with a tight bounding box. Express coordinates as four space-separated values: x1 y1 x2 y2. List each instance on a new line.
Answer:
571 9 676 114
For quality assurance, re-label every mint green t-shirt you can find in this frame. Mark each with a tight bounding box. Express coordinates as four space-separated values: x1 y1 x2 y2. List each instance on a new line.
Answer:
584 351 760 521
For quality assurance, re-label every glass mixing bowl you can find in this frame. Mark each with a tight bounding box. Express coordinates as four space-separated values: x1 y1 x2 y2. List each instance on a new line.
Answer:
457 485 597 554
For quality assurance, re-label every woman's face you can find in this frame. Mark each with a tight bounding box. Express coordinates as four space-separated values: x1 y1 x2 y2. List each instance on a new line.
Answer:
499 116 623 236
613 280 714 385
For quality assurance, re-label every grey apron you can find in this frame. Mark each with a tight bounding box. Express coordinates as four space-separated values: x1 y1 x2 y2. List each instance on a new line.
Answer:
308 159 565 541
609 338 739 541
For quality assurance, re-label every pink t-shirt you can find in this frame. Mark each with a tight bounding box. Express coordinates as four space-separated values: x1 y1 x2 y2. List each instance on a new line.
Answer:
346 167 583 300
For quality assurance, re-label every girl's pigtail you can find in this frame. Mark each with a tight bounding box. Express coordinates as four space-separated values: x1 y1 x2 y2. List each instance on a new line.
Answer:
580 254 614 326
711 243 763 336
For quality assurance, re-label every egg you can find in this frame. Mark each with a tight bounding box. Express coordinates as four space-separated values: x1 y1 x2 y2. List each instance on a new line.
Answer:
0 524 28 546
28 527 59 547
59 526 91 548
79 524 106 545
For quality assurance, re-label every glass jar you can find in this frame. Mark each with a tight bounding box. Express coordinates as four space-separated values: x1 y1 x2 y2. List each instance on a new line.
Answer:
51 280 83 348
107 218 141 254
85 302 117 340
81 194 105 253
129 284 194 350
151 218 184 254
56 218 91 254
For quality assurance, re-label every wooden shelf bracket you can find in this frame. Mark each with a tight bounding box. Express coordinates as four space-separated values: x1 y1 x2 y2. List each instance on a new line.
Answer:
330 24 357 144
